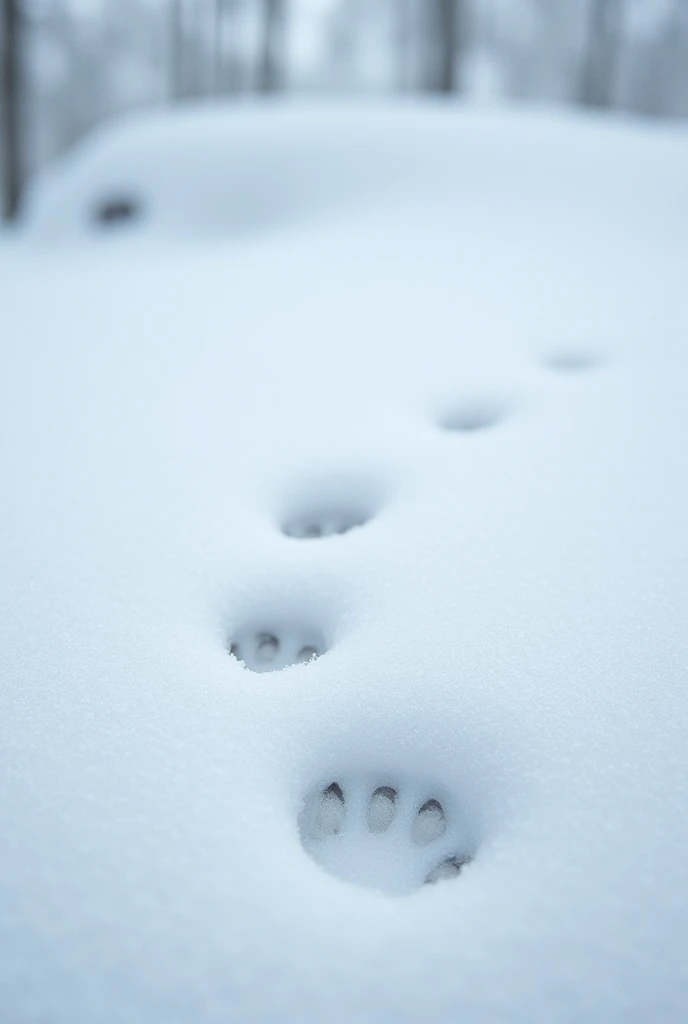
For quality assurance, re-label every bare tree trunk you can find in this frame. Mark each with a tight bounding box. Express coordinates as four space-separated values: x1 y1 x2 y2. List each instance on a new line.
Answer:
425 0 462 93
169 0 185 100
632 0 688 119
436 0 456 92
50 2 105 154
1 0 21 220
396 0 413 92
257 0 285 93
221 0 242 94
177 0 203 98
579 0 623 108
210 0 223 95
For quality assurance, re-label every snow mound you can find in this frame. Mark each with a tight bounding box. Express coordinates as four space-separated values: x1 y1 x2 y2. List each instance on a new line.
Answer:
1 100 688 1023
22 101 451 239
20 99 688 244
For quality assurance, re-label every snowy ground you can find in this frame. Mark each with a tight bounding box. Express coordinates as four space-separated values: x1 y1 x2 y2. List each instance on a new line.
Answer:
1 100 688 1023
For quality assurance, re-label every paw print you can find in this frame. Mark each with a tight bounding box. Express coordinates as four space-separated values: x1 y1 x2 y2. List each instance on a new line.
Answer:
299 777 471 895
229 627 324 672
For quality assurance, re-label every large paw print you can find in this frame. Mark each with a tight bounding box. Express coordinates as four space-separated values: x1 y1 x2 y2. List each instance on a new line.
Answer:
299 776 471 895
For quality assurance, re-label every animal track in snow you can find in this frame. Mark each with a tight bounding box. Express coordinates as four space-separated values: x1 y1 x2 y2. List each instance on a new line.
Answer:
438 396 510 434
279 473 384 541
93 195 142 227
228 625 326 672
282 505 371 540
542 349 601 373
299 776 472 895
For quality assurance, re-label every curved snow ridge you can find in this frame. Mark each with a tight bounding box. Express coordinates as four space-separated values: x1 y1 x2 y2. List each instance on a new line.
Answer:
20 100 688 242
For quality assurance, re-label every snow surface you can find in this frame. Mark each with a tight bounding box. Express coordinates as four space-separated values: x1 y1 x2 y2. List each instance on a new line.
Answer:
1 100 688 1023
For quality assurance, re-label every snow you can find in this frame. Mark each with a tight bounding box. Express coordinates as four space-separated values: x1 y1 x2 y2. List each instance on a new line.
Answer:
1 99 688 1023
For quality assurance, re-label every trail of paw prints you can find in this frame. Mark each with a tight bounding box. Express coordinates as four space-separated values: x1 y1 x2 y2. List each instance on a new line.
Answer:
300 777 472 896
435 348 605 436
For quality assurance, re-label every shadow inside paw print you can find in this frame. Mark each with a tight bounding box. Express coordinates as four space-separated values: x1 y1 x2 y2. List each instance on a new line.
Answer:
92 194 142 227
438 395 511 434
229 627 325 672
300 777 472 895
542 349 601 373
279 473 385 541
282 506 371 540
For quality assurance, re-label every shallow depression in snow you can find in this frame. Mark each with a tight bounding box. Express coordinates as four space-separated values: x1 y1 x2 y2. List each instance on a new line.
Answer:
228 623 327 672
437 395 512 434
299 775 473 896
541 349 603 373
282 506 372 540
92 194 143 228
278 469 387 541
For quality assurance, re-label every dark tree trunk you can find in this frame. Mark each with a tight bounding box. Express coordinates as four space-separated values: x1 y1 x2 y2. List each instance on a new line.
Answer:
224 0 243 93
579 0 623 109
257 0 285 93
396 0 414 92
437 0 457 92
169 0 185 101
425 0 461 94
210 0 222 95
1 0 21 220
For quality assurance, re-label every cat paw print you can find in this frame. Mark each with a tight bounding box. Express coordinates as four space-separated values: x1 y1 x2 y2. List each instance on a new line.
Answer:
299 776 472 895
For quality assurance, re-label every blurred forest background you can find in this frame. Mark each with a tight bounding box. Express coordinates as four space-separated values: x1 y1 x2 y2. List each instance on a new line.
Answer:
3 0 688 220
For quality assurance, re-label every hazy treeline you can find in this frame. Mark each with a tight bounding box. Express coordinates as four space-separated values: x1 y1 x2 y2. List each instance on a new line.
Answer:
3 0 688 219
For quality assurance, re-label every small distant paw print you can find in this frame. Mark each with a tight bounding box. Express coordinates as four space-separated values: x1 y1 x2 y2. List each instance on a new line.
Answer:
300 778 471 895
282 509 370 539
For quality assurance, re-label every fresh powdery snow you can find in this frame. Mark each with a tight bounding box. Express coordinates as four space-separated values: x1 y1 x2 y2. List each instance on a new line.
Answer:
1 101 688 1024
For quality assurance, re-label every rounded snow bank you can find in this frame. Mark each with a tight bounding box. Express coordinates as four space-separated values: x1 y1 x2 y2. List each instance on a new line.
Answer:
23 101 443 240
20 100 688 242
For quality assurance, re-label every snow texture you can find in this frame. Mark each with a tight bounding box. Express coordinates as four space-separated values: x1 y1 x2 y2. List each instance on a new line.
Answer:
1 100 688 1023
